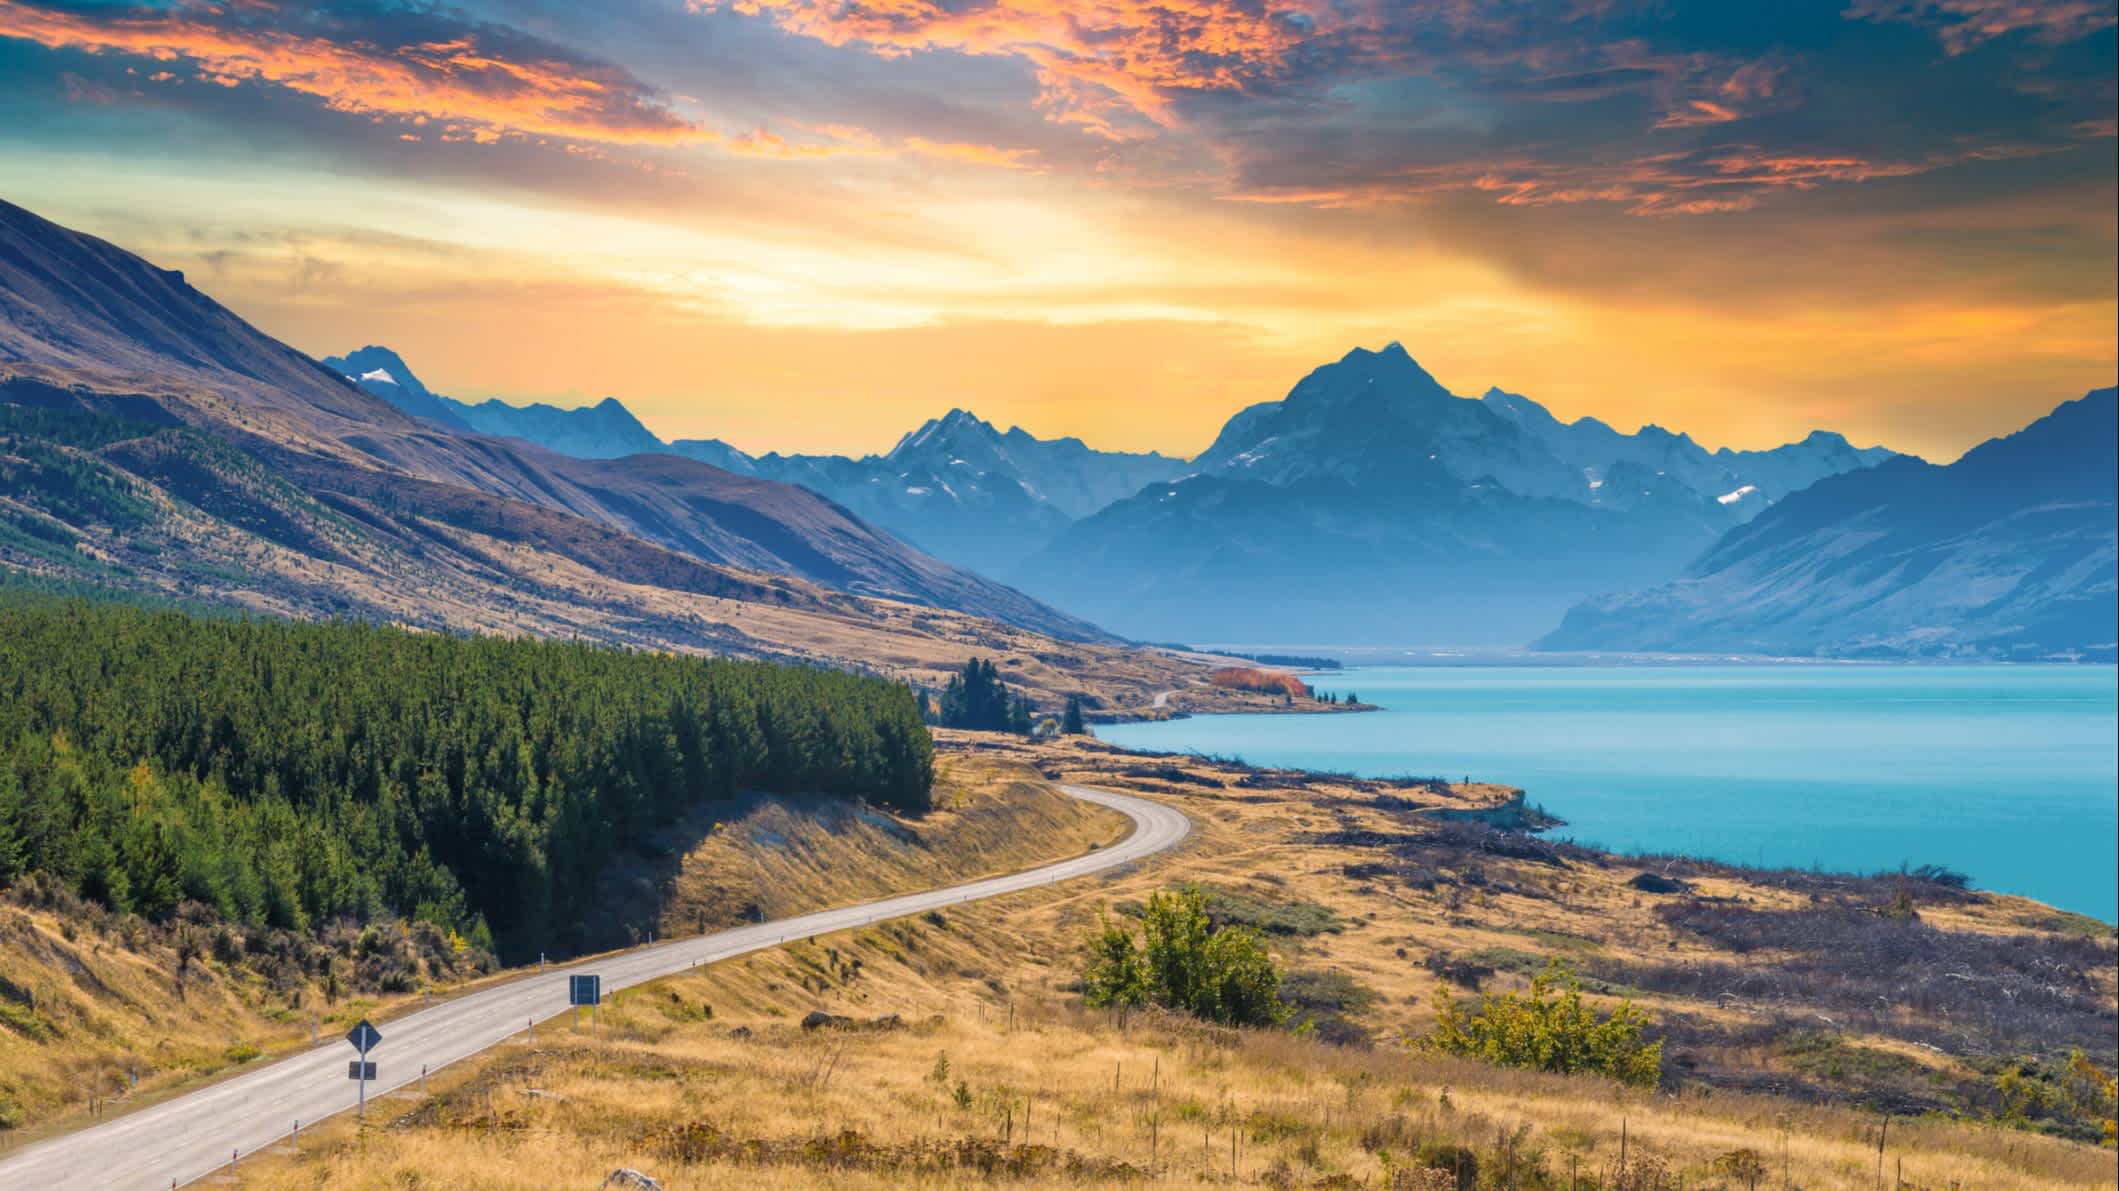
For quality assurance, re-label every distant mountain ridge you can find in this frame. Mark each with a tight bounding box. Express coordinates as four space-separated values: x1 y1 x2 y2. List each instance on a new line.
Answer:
1541 388 2118 660
325 341 1900 629
1194 344 1892 508
322 348 1189 577
325 346 665 458
1012 343 1898 644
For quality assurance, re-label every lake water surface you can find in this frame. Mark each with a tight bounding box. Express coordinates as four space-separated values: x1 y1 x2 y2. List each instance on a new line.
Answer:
1097 665 2118 922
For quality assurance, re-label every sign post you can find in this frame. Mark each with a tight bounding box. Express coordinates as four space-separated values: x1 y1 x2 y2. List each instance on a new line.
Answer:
569 974 602 1036
345 1019 383 1119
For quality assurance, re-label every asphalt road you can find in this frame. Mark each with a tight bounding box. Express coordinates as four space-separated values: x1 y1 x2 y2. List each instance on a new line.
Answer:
0 784 1189 1190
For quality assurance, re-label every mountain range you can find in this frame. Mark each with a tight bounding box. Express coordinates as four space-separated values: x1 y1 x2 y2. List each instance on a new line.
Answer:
332 341 1904 645
1015 345 1896 644
323 332 2109 661
0 198 1107 660
329 349 1187 578
327 345 668 457
12 194 2102 662
1542 388 2118 660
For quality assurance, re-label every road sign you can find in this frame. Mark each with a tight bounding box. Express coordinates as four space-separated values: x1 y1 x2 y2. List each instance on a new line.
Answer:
346 1018 382 1119
569 974 601 1006
345 1020 383 1053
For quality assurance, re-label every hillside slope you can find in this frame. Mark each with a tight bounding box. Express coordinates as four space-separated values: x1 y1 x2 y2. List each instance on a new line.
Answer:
0 197 1102 642
1542 388 2118 660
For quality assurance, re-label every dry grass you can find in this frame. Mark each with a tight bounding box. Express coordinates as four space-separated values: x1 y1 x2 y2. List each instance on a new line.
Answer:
0 754 1126 1144
227 918 2112 1191
0 901 457 1145
220 737 2116 1189
645 753 1129 936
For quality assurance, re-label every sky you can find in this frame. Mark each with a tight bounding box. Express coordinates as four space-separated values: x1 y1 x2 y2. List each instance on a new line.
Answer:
1 1 2113 461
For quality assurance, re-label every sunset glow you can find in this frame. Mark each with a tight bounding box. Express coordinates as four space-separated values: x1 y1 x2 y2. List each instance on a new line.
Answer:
3 0 2111 460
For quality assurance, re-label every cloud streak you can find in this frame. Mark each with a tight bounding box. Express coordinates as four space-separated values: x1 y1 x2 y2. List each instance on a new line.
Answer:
697 0 1364 141
1845 0 2119 55
0 0 704 144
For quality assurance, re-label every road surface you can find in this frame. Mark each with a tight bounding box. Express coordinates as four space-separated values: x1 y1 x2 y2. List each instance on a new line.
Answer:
0 784 1188 1190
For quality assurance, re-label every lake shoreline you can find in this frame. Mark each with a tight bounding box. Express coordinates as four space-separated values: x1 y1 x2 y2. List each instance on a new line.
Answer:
1096 662 2119 922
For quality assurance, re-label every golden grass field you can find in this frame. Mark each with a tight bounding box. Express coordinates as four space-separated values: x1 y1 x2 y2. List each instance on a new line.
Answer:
159 733 2116 1191
0 753 1121 1143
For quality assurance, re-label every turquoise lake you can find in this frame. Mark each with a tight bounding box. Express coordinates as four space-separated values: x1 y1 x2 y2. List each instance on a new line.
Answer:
1097 665 2119 922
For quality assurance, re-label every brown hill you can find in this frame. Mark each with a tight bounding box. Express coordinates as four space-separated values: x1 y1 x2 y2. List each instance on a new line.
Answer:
0 196 1100 642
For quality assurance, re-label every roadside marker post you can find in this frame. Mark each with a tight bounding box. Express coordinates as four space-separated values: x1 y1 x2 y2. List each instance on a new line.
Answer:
345 1018 383 1120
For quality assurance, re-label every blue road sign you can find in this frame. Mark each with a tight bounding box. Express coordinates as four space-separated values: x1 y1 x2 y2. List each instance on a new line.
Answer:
348 1061 377 1081
569 974 601 1006
345 1019 382 1053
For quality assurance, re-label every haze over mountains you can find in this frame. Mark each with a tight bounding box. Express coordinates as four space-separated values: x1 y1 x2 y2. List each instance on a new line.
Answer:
1544 388 2119 661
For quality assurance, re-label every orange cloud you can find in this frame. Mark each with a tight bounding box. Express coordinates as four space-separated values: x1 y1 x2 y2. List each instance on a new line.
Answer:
1223 140 2045 216
1655 98 1742 128
903 136 1041 170
0 0 703 144
701 0 1363 140
715 122 1039 169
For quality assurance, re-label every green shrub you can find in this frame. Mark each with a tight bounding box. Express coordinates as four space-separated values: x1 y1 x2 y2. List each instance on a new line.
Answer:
1082 885 1288 1027
1200 885 1339 937
1425 959 1661 1088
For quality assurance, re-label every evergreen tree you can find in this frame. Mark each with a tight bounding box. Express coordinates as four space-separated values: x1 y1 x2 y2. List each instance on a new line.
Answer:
0 770 23 885
1060 695 1086 735
938 657 1016 732
0 587 936 961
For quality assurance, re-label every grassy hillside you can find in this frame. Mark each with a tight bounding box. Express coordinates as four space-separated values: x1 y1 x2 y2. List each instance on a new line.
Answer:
0 404 1309 724
0 752 1123 1140
211 735 2114 1189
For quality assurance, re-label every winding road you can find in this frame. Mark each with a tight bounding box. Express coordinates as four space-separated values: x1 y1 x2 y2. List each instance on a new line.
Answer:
0 784 1189 1191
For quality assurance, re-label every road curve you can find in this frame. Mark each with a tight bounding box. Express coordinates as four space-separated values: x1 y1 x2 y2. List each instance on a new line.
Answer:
0 784 1188 1191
